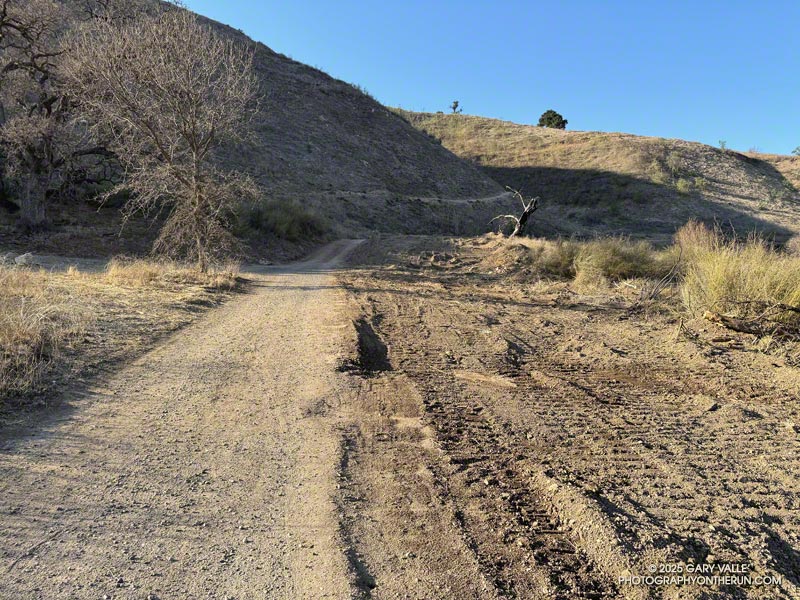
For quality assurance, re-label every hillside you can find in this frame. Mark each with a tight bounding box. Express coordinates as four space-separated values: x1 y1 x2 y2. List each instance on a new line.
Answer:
397 110 800 243
210 24 505 225
206 20 520 239
0 6 505 258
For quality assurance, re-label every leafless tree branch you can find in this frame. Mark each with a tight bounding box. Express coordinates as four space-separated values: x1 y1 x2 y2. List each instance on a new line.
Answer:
491 187 539 237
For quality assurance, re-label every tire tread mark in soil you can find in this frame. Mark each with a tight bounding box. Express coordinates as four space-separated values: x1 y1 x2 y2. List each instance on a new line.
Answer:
336 426 378 598
416 371 620 599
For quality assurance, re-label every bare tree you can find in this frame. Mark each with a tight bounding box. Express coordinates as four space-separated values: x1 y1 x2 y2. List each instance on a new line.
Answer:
63 9 259 270
0 0 141 229
0 0 71 227
76 0 168 22
491 187 539 237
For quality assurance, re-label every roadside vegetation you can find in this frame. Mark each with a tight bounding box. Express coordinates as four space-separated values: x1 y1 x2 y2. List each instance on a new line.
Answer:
0 260 239 405
488 222 800 358
0 3 265 407
493 235 677 284
0 1 326 271
238 200 330 242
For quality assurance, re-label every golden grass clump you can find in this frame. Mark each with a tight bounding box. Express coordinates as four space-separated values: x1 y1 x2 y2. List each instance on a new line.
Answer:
103 258 240 290
509 236 675 287
677 222 800 329
508 237 579 279
573 238 674 288
0 267 88 399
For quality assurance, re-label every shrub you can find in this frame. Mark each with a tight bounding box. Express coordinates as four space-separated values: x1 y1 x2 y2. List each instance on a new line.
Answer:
676 178 692 194
674 220 716 262
573 238 672 286
511 236 674 286
538 239 581 278
666 152 682 176
242 200 329 242
694 177 708 192
647 160 668 185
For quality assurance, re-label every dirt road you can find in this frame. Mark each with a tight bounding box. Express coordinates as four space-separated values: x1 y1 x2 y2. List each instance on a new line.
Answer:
4 236 798 600
0 241 368 599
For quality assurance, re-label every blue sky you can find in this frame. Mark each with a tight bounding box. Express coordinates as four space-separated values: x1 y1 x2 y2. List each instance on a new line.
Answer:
186 1 799 154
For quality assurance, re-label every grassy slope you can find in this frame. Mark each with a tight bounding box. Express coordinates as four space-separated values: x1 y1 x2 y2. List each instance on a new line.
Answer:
397 110 800 243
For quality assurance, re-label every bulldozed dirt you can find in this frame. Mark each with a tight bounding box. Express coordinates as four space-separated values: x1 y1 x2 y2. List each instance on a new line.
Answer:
337 235 800 600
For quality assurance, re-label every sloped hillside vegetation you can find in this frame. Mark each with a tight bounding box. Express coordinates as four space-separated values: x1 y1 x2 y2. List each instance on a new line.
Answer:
398 110 800 243
0 1 502 260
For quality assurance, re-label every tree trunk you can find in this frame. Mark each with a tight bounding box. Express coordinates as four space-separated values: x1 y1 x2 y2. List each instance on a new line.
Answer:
19 174 47 230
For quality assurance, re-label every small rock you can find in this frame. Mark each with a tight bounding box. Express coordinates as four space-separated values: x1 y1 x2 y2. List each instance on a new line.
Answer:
14 252 35 266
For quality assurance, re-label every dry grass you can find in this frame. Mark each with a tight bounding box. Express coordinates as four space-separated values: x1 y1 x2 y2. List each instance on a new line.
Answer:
502 225 800 328
573 238 677 288
677 222 800 330
0 259 240 404
398 110 800 243
501 236 676 288
103 258 240 290
0 268 88 399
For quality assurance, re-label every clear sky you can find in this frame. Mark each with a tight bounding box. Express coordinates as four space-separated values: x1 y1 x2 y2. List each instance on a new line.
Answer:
185 0 799 155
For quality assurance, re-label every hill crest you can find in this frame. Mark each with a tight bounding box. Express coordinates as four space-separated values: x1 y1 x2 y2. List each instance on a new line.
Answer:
397 110 800 243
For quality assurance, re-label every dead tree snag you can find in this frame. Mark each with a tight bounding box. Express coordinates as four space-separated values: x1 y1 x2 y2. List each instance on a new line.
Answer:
490 187 539 237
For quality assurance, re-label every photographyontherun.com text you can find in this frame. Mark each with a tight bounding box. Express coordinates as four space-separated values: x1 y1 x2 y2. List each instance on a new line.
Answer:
619 563 782 587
